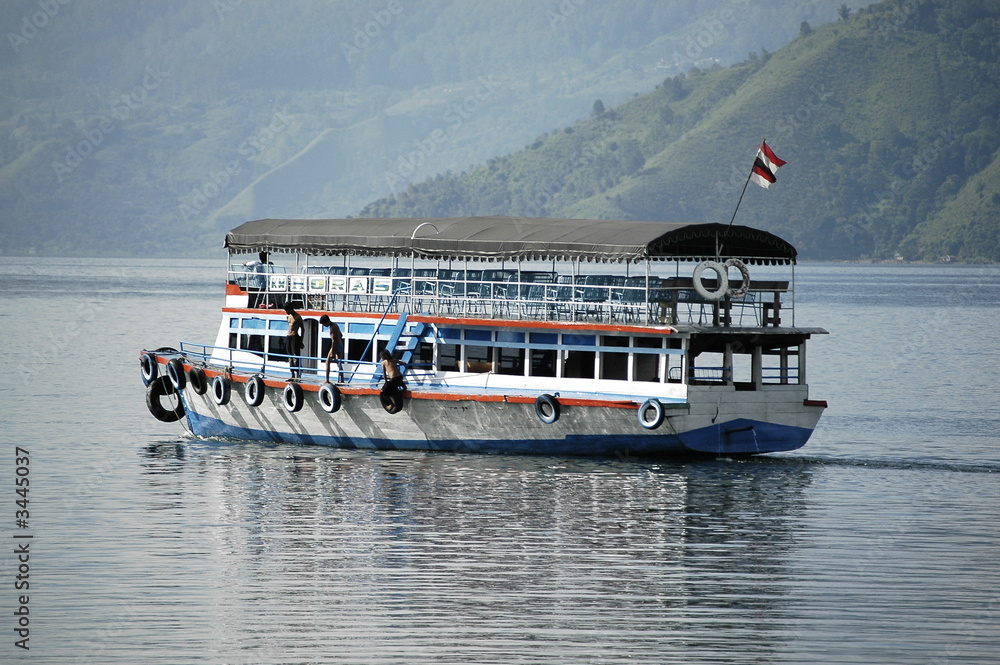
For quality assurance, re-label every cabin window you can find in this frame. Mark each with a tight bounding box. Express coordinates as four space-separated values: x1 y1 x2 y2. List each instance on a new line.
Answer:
564 351 595 379
347 338 370 362
268 320 288 331
348 322 375 335
634 337 662 383
240 333 265 354
465 329 492 342
268 335 287 362
465 344 493 373
496 331 525 344
529 349 557 377
600 335 629 380
415 341 434 366
438 343 459 372
496 347 525 376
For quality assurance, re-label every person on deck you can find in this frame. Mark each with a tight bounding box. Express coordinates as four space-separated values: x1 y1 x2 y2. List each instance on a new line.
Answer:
284 303 303 379
319 315 344 384
380 349 404 390
379 349 405 413
244 251 272 307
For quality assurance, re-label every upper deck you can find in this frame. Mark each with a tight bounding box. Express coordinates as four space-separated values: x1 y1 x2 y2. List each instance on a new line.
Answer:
224 217 802 329
227 263 793 328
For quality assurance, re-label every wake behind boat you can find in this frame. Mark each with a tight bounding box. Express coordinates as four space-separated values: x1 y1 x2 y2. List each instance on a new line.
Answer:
140 216 827 457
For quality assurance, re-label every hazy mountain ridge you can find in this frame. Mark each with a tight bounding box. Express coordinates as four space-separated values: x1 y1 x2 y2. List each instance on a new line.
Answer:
361 0 1000 262
0 0 870 255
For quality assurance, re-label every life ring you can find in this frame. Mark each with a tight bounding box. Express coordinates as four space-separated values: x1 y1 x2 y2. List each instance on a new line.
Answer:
380 380 404 414
638 399 664 430
282 382 303 413
145 375 185 423
166 358 187 391
724 258 751 299
692 261 728 300
534 394 560 424
188 367 208 395
245 375 265 407
319 382 341 413
140 353 158 387
211 375 231 406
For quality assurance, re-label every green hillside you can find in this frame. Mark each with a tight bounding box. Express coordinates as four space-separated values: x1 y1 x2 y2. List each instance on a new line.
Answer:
1 0 862 256
361 0 1000 261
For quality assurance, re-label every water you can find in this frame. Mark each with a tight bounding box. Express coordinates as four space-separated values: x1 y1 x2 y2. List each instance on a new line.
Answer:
1 258 998 664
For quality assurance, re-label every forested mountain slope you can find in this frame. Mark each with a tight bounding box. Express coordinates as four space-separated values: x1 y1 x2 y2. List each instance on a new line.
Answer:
362 0 1000 261
0 0 861 255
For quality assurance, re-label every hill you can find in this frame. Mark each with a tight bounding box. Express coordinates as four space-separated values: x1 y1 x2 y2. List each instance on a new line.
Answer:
0 0 864 256
360 0 1000 262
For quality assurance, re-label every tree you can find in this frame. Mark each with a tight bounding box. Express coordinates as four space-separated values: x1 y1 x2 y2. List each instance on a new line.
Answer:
837 4 851 21
592 99 606 117
799 20 813 37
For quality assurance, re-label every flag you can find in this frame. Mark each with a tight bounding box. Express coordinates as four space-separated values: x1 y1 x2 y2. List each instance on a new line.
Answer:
749 141 786 189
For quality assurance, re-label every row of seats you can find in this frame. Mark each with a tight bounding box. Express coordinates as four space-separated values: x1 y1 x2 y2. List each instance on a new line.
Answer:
299 266 677 304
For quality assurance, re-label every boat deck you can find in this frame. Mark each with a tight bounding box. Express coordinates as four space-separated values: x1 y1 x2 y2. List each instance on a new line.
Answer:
229 266 792 328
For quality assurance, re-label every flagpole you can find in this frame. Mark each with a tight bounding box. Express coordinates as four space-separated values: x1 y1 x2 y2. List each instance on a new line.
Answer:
726 169 753 231
728 139 767 232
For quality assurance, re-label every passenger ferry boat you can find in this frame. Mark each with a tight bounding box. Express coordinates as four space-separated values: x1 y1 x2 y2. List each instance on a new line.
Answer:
140 217 827 457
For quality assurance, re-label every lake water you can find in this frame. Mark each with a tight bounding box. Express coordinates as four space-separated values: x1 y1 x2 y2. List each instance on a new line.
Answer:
1 258 998 664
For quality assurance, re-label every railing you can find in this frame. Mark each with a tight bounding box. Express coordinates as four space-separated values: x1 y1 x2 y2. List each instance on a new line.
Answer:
668 364 801 385
227 268 790 327
178 342 435 386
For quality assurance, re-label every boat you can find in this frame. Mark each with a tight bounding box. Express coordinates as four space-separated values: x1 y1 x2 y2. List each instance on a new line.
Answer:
140 216 827 457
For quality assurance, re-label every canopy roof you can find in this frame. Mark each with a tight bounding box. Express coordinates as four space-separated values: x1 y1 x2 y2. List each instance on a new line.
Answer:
225 217 797 265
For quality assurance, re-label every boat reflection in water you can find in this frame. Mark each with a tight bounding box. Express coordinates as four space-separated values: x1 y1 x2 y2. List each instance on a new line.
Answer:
139 443 811 661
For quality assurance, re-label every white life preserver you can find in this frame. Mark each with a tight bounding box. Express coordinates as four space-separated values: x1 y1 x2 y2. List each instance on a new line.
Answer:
724 258 751 299
638 399 664 430
211 375 231 406
245 375 265 407
692 261 728 300
534 394 560 424
282 382 303 413
319 382 341 413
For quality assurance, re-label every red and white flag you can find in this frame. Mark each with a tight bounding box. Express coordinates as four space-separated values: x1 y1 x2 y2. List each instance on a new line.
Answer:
749 141 786 189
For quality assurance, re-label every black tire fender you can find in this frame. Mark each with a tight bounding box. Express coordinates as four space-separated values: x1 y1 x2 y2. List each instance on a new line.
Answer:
146 375 184 423
638 399 665 430
380 381 404 414
166 358 186 391
282 382 303 413
211 375 231 406
534 394 560 424
319 382 341 413
140 353 158 387
188 367 208 395
245 375 265 407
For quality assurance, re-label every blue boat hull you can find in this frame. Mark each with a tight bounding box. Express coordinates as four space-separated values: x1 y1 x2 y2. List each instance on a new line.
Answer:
180 388 818 458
